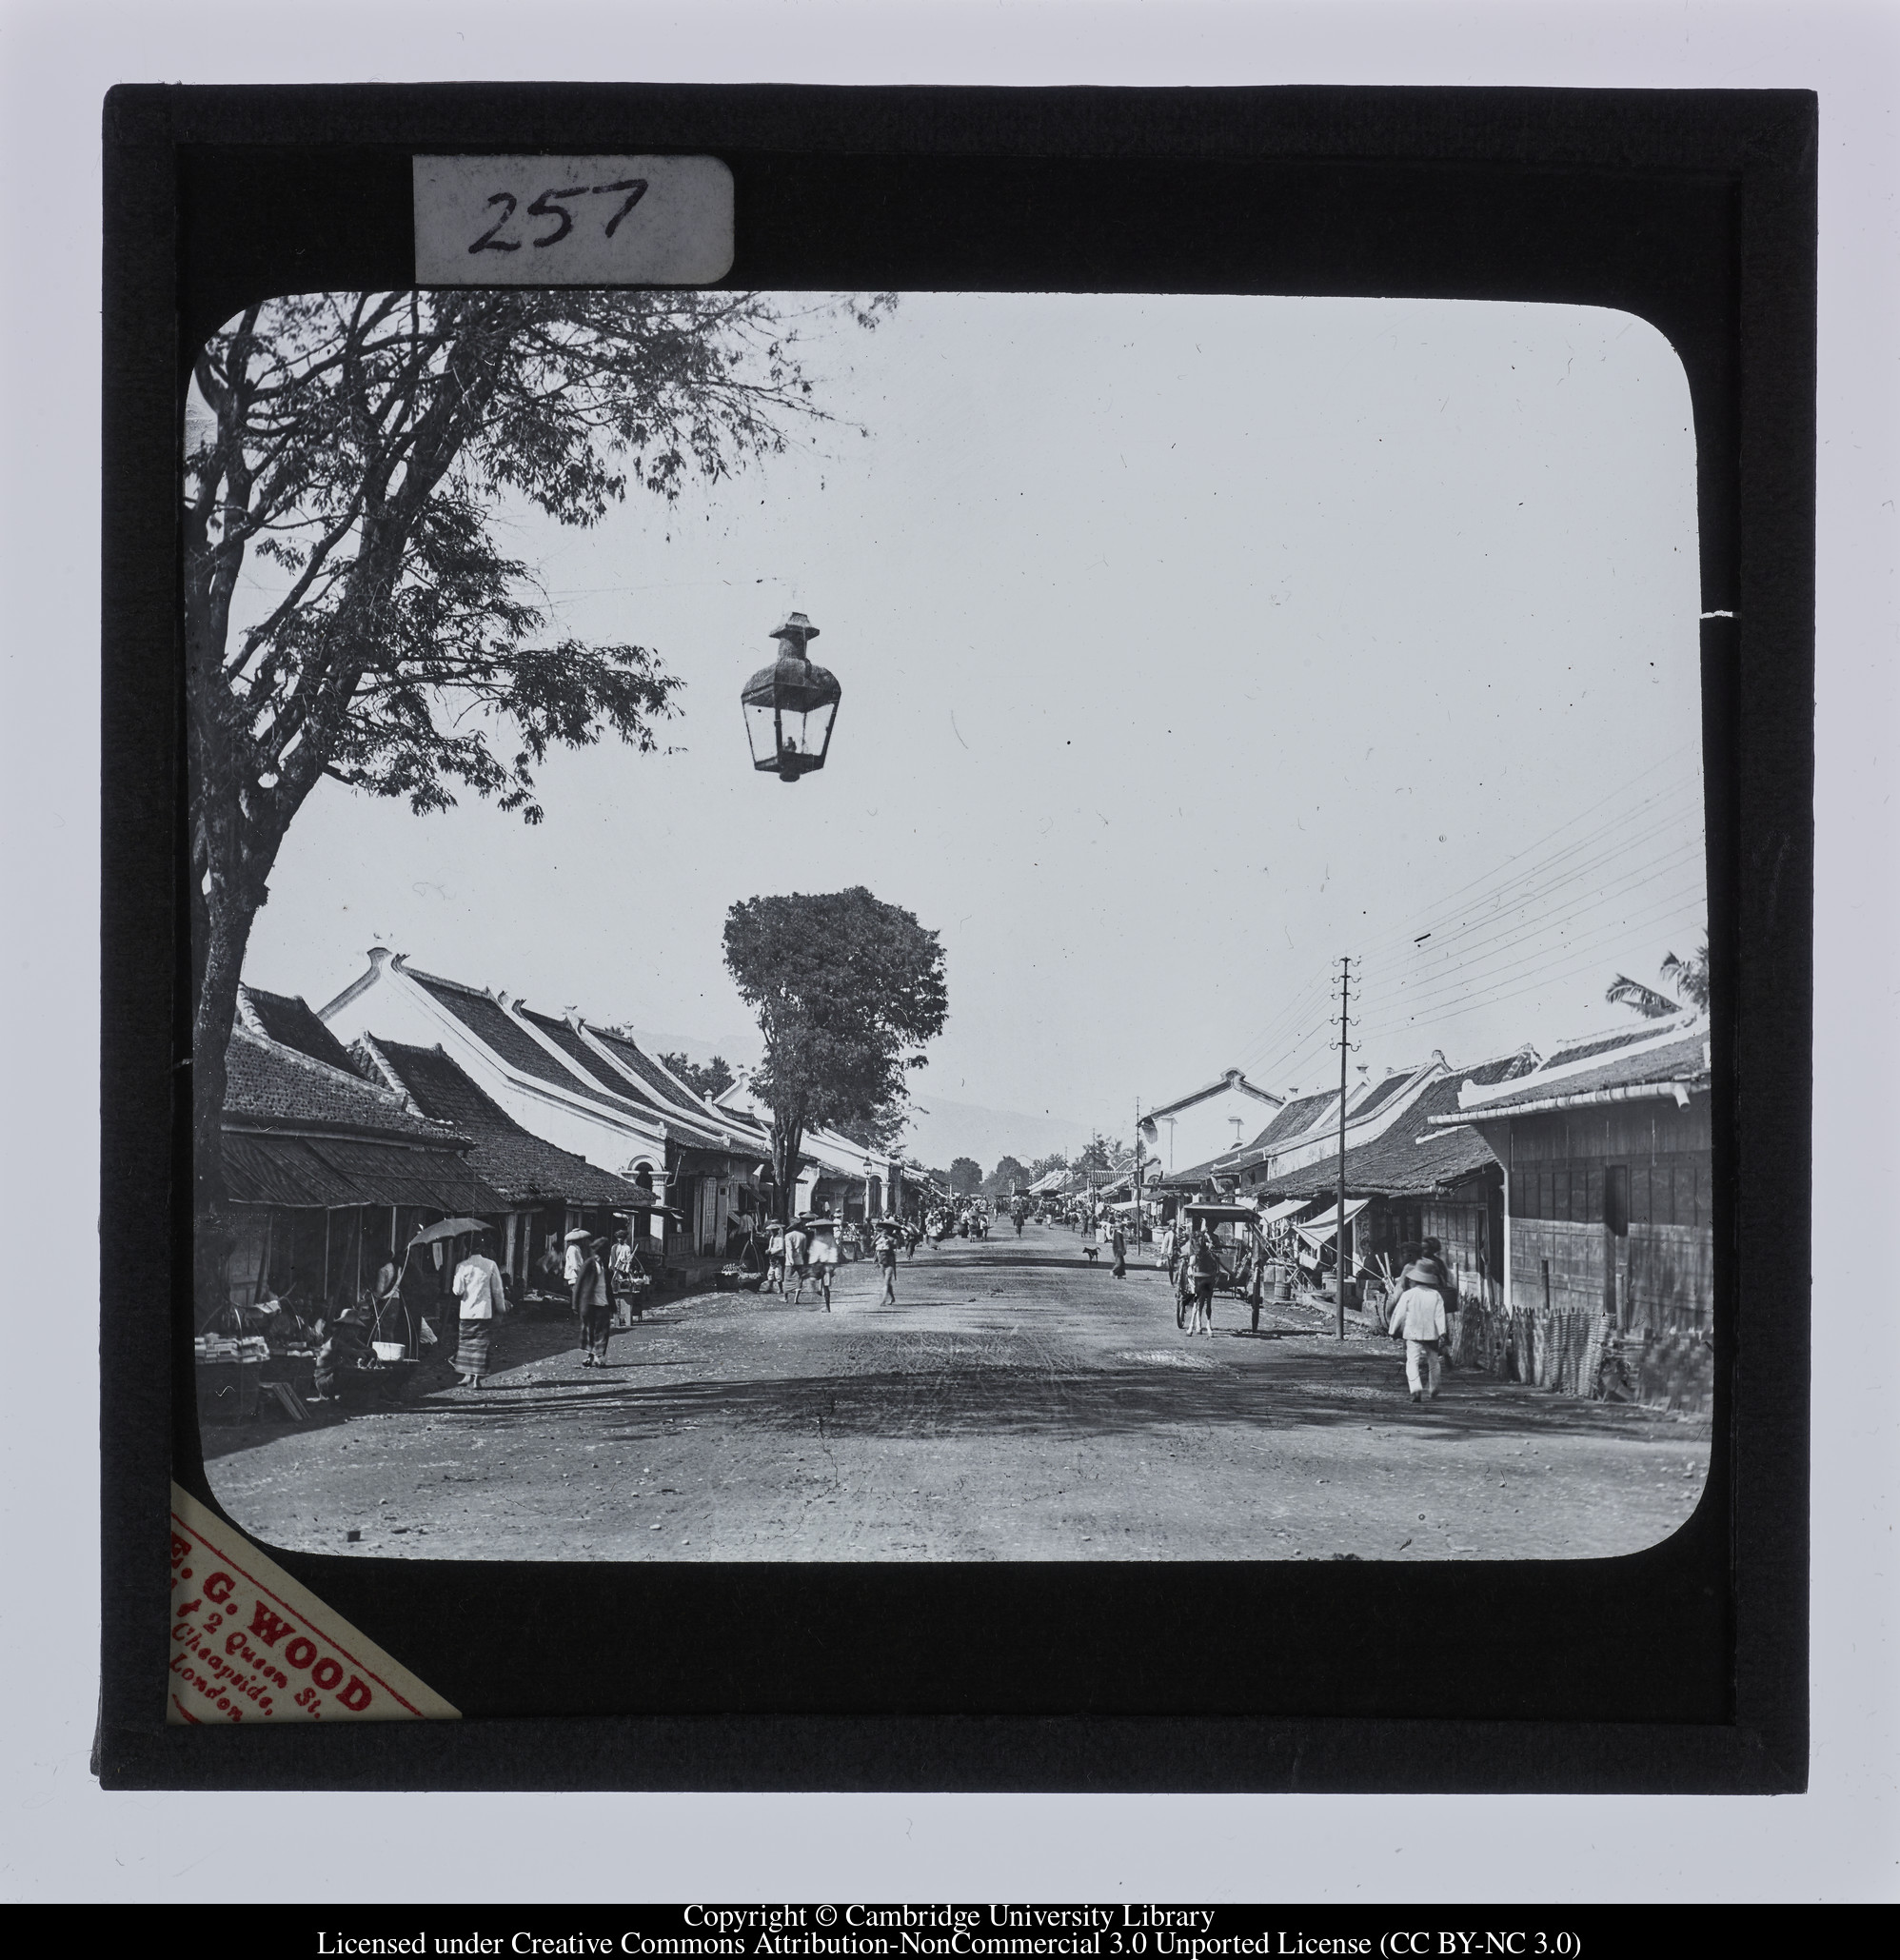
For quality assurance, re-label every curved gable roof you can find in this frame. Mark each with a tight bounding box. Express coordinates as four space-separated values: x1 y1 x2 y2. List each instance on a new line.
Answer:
237 985 360 1076
223 1027 461 1143
406 970 629 1111
360 1037 646 1208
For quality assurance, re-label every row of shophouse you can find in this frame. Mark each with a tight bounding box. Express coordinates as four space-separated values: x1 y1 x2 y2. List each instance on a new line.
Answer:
212 948 929 1331
1133 1012 1714 1337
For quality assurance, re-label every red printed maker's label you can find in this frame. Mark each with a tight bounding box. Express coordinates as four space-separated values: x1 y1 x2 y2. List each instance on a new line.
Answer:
168 1484 458 1723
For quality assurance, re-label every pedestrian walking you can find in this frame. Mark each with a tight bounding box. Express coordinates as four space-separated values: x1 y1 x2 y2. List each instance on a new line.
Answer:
807 1213 840 1310
562 1226 590 1321
876 1221 900 1304
573 1234 616 1366
1388 1270 1449 1401
1420 1235 1460 1368
1111 1220 1128 1277
451 1230 507 1388
784 1220 814 1304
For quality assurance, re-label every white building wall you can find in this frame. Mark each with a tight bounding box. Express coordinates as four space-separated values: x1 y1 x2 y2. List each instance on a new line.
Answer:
1151 1083 1282 1176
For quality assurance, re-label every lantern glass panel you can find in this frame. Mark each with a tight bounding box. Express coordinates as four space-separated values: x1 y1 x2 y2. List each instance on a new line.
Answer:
742 696 783 772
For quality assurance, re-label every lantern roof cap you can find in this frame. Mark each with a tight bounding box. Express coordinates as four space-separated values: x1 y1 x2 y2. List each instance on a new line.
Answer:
742 651 841 709
771 611 819 642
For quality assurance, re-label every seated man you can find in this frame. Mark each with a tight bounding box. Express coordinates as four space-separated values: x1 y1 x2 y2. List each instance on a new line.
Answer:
311 1305 373 1400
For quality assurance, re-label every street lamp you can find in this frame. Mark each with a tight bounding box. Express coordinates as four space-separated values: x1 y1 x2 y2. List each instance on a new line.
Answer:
741 612 841 782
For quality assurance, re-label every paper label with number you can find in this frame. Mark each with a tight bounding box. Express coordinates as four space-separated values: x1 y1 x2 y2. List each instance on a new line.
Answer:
413 154 733 286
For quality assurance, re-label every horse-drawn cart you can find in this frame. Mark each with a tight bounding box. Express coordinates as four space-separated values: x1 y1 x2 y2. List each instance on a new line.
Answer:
1178 1201 1284 1332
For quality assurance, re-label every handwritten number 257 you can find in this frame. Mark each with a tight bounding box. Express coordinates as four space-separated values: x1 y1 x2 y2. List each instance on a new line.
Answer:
468 179 650 254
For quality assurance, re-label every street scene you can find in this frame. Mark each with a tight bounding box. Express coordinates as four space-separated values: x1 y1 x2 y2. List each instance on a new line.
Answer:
186 287 1713 1565
205 1222 1707 1563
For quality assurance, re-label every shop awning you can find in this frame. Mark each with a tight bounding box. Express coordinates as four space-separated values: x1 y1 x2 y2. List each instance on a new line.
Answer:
223 1129 506 1214
1292 1198 1371 1246
1259 1198 1311 1224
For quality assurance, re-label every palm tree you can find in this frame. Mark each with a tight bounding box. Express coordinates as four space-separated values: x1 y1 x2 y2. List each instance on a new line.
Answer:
1659 939 1711 1011
1605 936 1709 1019
1604 973 1681 1019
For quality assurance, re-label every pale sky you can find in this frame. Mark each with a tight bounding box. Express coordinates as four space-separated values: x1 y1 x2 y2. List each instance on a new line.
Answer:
238 290 1706 1146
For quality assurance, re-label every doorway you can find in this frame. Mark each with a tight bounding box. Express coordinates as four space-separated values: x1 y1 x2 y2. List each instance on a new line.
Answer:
1604 1163 1630 1327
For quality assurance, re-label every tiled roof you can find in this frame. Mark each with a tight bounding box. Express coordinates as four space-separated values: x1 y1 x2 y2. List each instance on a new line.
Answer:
357 1037 514 1131
1453 1030 1710 1119
1251 1090 1338 1151
237 985 360 1075
223 1027 458 1141
223 1130 506 1213
590 1027 710 1113
357 1038 649 1208
1350 1072 1413 1120
521 1008 664 1107
406 970 628 1110
1543 1024 1670 1071
1257 1073 1498 1200
1464 1050 1539 1089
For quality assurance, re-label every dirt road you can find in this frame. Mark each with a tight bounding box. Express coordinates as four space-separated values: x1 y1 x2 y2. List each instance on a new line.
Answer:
205 1222 1710 1563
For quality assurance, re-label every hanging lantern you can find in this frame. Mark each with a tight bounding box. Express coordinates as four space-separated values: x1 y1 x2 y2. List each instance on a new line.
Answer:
741 612 841 782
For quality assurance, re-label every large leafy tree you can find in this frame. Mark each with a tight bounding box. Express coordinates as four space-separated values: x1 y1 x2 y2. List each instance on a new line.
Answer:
186 287 887 1298
722 887 948 1223
658 1051 738 1102
981 1155 1031 1198
949 1157 984 1198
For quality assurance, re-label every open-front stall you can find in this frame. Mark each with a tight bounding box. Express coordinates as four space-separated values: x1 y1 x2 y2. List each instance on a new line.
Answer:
1287 1197 1372 1309
205 1023 508 1423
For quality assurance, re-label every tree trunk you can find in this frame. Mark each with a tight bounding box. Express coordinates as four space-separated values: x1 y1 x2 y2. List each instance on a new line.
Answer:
191 879 266 1327
772 1116 805 1229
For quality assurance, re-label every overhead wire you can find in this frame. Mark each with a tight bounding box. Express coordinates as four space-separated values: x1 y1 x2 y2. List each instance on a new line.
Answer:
1389 737 1702 931
1224 741 1707 1094
1350 864 1709 1029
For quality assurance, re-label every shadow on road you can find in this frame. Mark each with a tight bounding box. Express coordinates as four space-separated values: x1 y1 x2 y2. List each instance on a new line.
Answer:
351 1352 1686 1446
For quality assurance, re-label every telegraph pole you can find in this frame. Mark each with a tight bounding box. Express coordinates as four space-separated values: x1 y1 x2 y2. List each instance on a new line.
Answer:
1133 1099 1144 1248
1335 955 1356 1341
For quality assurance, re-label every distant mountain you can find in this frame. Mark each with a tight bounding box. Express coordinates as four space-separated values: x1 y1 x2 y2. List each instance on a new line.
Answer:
621 1026 1088 1176
897 1096 1091 1176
